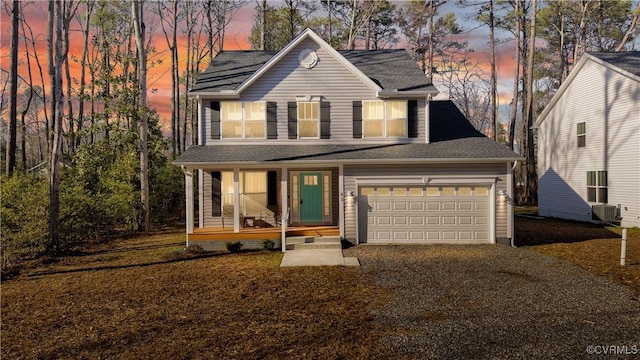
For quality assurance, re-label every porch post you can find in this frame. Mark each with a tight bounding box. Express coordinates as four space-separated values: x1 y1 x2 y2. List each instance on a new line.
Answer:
184 168 194 246
507 162 514 243
233 168 240 233
281 167 288 252
339 165 345 239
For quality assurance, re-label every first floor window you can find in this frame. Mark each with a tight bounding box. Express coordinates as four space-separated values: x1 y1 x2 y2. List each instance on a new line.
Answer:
221 171 268 214
587 171 608 203
363 100 407 137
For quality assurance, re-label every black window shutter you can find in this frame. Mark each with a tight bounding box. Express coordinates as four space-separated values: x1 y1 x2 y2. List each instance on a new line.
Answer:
353 101 362 138
211 171 222 216
288 102 297 139
267 102 277 139
211 101 221 140
408 100 418 138
320 102 331 139
267 171 278 206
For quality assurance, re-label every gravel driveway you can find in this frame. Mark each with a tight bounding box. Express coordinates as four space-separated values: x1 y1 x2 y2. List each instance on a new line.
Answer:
342 245 640 359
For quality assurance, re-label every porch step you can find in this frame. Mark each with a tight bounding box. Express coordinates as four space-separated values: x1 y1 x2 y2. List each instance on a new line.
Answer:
285 236 342 250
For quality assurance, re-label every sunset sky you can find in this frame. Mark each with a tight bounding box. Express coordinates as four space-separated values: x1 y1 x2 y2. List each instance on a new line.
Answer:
1 1 527 130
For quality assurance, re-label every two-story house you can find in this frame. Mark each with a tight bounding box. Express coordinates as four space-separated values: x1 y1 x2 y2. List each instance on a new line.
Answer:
535 52 640 228
175 29 521 250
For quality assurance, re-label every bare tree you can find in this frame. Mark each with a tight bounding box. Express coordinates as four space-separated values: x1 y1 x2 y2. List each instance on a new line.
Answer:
157 0 180 156
508 0 522 151
48 0 66 253
522 0 537 205
132 0 150 232
6 0 19 176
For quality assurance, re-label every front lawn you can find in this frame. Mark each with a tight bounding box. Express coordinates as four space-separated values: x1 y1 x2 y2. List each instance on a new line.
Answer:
516 214 640 295
1 231 388 359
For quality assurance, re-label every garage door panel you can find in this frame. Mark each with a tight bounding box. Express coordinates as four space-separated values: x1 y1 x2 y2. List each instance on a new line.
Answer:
409 202 424 211
442 202 456 211
393 202 407 211
362 185 492 244
425 202 439 211
442 216 456 225
393 217 407 225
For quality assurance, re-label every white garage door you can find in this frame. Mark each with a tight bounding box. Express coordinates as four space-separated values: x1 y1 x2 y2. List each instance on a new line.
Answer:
359 185 491 244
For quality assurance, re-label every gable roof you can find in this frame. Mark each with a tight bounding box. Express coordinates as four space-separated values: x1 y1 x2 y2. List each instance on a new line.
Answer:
174 100 520 166
535 51 640 128
189 29 437 97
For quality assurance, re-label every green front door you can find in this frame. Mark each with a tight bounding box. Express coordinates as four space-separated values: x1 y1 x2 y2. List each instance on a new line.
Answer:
300 172 323 223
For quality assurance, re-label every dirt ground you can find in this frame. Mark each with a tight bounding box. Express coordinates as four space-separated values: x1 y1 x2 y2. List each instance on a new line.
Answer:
1 216 638 358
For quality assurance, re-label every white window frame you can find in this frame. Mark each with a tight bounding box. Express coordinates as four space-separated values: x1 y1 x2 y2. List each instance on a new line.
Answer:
297 101 320 139
220 101 267 139
587 171 608 203
577 122 586 148
362 100 408 138
222 171 268 215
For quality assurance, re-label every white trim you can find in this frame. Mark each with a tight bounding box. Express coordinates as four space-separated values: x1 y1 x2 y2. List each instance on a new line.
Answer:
377 89 438 98
185 170 194 239
175 158 524 168
220 101 267 140
490 182 496 244
198 169 204 228
339 165 345 240
507 162 514 241
361 100 408 138
281 167 288 252
296 101 321 139
353 177 497 244
235 28 383 94
233 168 240 233
425 96 431 144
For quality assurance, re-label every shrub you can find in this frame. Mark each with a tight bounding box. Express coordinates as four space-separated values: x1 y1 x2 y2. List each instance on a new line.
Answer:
225 241 243 253
260 239 275 251
0 173 48 271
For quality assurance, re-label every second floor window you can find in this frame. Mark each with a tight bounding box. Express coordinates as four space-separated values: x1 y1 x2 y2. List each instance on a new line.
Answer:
577 122 586 148
297 102 319 138
221 101 266 138
363 100 407 138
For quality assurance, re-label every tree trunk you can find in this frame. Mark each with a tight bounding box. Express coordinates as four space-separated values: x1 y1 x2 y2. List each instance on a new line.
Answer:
489 0 497 141
20 3 35 170
77 0 94 149
509 0 521 151
6 0 19 176
523 0 538 205
49 0 64 254
261 0 266 50
133 0 150 233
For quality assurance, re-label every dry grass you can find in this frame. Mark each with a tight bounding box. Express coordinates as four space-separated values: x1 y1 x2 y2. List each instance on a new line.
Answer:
1 230 389 359
516 214 640 295
4 215 639 358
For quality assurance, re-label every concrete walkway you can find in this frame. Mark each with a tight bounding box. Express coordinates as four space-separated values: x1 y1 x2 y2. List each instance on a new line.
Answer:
280 249 360 267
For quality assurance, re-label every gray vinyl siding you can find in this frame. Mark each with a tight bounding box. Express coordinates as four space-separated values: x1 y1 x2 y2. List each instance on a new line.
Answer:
537 59 640 227
202 38 427 144
343 163 509 243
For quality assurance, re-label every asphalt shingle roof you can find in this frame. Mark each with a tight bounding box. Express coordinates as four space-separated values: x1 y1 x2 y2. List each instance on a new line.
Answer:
190 49 436 93
589 51 640 78
175 101 520 165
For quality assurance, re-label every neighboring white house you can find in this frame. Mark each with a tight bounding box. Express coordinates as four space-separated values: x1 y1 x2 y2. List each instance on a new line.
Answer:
535 52 640 228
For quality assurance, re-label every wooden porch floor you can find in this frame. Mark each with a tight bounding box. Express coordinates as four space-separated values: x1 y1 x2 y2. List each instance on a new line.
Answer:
188 225 340 241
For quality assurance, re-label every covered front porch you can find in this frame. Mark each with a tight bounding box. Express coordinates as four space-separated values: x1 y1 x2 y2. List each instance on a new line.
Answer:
181 165 344 251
